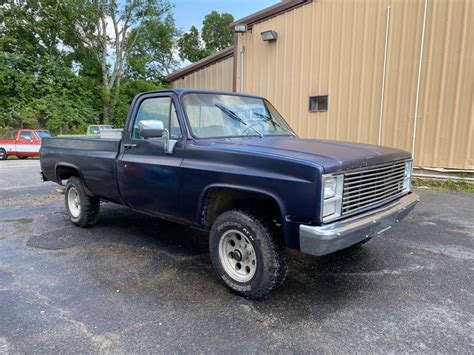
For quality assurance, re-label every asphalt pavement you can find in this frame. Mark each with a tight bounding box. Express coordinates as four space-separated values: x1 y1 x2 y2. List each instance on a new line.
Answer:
0 159 473 353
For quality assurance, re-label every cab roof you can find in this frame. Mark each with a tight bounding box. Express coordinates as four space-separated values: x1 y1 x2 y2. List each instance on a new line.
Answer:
135 88 264 101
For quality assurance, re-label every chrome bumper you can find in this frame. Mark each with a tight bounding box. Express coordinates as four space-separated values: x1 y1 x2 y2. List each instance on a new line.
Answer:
299 192 419 256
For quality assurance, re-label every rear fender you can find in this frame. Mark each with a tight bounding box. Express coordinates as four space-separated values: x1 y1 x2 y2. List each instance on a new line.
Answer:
55 163 89 189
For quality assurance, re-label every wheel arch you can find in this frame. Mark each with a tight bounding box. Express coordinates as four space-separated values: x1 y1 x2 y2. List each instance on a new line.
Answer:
198 183 287 232
55 163 91 195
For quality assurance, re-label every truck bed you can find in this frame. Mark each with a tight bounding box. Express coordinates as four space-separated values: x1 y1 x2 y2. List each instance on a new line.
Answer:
40 137 122 202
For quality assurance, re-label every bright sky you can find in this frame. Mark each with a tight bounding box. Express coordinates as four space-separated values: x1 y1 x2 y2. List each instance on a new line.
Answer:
171 0 279 31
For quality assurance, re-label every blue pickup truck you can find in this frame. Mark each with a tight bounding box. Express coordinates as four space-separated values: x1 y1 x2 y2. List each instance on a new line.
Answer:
40 89 419 299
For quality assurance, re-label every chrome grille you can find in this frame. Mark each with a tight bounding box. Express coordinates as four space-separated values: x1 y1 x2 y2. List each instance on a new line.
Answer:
342 161 407 216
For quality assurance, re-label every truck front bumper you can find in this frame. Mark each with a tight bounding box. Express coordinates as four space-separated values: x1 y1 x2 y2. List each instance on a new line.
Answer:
299 192 419 256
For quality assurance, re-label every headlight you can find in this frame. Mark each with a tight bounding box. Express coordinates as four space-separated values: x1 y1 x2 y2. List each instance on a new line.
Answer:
403 160 413 191
323 176 337 199
321 174 344 222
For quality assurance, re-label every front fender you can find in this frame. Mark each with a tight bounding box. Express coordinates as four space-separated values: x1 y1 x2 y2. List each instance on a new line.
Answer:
198 183 287 222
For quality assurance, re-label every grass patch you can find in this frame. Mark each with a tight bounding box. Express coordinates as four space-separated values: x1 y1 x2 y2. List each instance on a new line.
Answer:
413 177 474 193
14 225 30 234
3 218 33 224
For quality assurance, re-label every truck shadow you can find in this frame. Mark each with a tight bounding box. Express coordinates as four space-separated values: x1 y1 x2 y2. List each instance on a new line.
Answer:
31 203 382 318
95 204 381 315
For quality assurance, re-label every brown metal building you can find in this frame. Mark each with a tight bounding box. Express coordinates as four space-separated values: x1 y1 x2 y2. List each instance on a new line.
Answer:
167 0 474 171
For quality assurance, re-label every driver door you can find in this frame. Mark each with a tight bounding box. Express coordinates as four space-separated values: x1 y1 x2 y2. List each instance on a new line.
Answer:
117 93 185 217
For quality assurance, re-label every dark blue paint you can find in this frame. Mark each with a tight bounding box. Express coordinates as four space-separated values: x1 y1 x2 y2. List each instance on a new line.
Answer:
40 89 411 250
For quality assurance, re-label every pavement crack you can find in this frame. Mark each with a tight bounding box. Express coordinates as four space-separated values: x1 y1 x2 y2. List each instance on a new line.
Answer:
11 284 120 352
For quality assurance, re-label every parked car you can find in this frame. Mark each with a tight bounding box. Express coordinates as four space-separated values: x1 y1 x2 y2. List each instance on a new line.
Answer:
0 129 52 160
40 89 419 299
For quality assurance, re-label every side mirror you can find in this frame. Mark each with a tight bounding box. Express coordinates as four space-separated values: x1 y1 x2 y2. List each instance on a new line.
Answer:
137 119 178 155
138 120 166 139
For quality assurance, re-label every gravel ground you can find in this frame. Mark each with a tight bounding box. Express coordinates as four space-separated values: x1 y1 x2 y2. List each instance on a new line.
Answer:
0 159 473 353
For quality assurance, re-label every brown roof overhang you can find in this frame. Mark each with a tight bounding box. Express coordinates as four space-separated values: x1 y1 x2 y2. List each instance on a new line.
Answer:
166 46 234 82
230 0 312 30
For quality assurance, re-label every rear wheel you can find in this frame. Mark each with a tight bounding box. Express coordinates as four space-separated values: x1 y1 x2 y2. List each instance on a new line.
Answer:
65 177 100 227
0 148 7 160
209 210 287 299
18 156 28 159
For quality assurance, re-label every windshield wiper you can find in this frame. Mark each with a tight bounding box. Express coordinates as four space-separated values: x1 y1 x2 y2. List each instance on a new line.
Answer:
215 103 263 138
253 111 294 136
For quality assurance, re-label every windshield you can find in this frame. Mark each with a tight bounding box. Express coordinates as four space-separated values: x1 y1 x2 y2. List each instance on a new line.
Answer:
36 131 52 138
182 93 294 138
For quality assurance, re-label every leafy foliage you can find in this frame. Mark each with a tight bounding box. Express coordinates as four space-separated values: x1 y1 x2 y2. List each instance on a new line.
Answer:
178 11 234 63
59 0 176 122
0 52 99 134
177 26 211 63
127 13 180 81
0 0 176 134
201 11 234 52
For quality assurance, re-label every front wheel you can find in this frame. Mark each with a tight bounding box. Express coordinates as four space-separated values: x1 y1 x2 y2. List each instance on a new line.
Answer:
209 210 287 299
65 177 100 227
18 156 28 159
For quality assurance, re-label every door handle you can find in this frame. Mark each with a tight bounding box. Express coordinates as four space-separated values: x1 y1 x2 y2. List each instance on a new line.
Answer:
123 143 137 149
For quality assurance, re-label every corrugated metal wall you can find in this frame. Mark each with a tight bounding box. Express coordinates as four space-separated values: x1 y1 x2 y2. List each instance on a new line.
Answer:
414 0 473 170
235 0 473 170
172 56 234 92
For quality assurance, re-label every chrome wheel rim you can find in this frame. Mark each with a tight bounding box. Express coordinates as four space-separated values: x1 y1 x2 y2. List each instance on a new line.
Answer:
67 187 81 218
218 229 257 283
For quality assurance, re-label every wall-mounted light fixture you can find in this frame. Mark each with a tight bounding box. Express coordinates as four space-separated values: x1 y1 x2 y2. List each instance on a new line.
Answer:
234 24 248 33
261 30 278 42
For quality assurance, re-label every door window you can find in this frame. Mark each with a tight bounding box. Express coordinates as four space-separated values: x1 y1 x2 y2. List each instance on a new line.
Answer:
19 131 33 140
132 97 182 140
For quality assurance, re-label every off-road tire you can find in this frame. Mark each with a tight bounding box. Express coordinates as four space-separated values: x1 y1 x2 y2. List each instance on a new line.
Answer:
0 148 7 160
271 227 289 289
209 210 287 300
65 177 100 227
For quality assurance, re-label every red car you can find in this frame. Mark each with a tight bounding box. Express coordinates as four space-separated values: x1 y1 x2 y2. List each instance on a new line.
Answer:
0 129 52 160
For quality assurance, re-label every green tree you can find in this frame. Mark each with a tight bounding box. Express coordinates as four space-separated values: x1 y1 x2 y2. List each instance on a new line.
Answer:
0 1 100 133
201 11 234 52
0 52 99 134
0 0 63 58
127 13 180 81
60 0 176 122
0 0 179 132
177 26 211 63
177 11 234 63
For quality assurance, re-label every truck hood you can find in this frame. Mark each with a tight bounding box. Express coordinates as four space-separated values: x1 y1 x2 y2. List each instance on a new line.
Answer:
205 136 411 173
